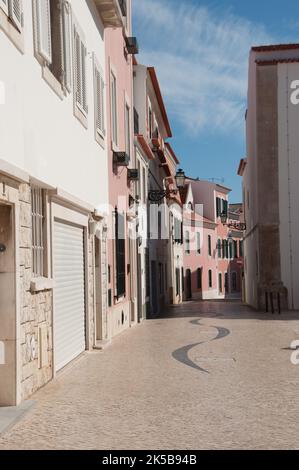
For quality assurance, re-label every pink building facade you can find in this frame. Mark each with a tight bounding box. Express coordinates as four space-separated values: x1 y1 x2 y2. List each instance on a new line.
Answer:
182 179 242 300
104 0 138 338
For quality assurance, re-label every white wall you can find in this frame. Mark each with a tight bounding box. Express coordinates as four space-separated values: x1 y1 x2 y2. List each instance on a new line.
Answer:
278 62 299 310
0 0 108 208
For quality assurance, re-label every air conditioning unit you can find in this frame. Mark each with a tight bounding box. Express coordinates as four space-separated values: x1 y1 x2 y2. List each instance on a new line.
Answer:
125 37 139 55
127 169 139 181
113 151 130 167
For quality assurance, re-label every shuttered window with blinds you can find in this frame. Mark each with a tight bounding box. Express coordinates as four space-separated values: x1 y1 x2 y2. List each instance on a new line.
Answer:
34 0 72 92
94 56 105 138
73 21 88 115
1 0 23 31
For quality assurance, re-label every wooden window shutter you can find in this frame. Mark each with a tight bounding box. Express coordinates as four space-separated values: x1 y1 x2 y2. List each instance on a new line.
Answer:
62 0 72 92
36 0 52 64
81 42 88 114
9 0 22 30
0 0 9 15
74 27 82 109
94 57 105 135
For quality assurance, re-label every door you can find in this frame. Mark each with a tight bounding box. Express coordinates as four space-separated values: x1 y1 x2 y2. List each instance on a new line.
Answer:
137 252 143 322
53 221 85 371
151 260 158 314
0 204 17 405
186 269 192 300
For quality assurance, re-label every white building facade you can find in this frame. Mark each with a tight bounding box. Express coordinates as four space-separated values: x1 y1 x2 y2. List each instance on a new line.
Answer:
0 0 111 405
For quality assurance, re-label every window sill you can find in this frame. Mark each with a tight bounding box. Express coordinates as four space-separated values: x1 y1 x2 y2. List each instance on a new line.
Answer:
30 277 55 293
0 10 24 54
42 67 64 100
114 295 126 305
74 104 88 129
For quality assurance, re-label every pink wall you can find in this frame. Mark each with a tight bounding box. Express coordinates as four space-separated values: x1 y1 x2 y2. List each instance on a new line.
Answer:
105 5 134 311
183 216 218 298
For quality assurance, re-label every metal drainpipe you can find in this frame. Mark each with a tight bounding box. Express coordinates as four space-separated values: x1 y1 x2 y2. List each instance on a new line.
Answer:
286 67 295 309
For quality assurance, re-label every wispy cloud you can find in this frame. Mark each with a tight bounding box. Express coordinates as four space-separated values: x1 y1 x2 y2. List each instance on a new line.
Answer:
133 0 273 135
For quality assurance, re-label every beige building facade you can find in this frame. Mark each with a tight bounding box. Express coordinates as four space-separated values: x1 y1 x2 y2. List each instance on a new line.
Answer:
240 43 299 311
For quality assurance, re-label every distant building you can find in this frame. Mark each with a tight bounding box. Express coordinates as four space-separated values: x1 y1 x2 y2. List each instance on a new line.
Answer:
182 179 234 300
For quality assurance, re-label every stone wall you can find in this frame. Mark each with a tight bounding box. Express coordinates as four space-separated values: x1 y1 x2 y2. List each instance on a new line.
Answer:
19 184 53 401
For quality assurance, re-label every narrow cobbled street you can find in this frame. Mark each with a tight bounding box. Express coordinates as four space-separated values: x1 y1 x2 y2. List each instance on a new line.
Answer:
1 300 299 450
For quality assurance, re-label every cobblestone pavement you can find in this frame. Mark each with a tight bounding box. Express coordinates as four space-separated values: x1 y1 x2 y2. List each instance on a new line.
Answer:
1 300 299 450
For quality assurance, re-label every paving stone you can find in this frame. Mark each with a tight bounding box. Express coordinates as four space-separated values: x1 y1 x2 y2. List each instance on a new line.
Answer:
0 300 299 449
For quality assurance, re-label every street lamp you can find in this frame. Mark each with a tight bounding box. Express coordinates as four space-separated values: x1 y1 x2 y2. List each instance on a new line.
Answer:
220 211 246 231
148 168 186 203
175 168 186 189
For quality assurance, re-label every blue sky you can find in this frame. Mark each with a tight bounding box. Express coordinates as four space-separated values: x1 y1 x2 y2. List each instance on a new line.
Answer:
133 0 299 201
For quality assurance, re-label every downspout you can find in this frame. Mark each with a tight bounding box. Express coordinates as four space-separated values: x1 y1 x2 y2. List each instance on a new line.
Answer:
286 66 295 309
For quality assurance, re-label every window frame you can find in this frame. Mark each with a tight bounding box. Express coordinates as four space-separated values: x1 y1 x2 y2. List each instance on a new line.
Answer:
93 54 105 144
110 70 118 147
31 186 47 278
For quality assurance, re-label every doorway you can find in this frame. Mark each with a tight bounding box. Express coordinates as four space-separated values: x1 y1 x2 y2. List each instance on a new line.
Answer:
0 203 17 405
186 269 192 300
151 260 158 314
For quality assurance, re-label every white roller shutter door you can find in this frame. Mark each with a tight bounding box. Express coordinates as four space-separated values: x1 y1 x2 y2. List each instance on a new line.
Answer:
53 221 85 372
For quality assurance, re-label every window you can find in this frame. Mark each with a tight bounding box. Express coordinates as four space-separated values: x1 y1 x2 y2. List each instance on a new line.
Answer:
73 22 88 116
229 240 233 259
115 210 126 298
219 273 222 293
181 268 184 293
174 218 182 244
222 240 226 259
176 268 180 296
31 187 46 278
196 232 201 254
125 103 130 157
197 268 202 289
216 197 221 217
222 199 228 218
239 240 244 257
208 235 212 256
94 57 105 139
110 71 118 145
225 240 229 258
1 0 22 31
208 270 212 288
35 0 72 92
217 239 222 258
233 240 238 258
148 103 152 139
185 231 190 254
